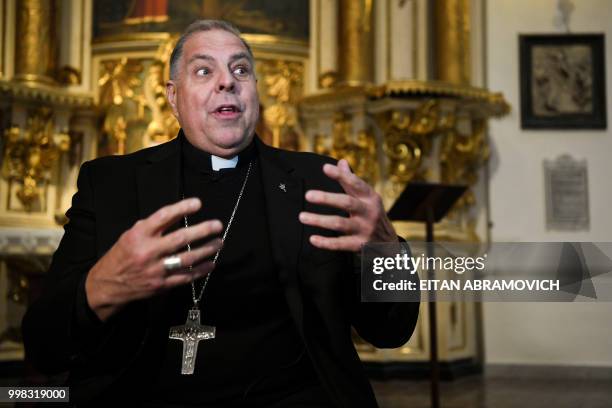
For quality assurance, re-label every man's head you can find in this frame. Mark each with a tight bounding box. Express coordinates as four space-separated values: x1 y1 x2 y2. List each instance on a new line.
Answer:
166 20 259 158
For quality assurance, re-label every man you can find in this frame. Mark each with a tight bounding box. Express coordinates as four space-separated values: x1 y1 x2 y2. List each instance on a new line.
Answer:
22 20 419 407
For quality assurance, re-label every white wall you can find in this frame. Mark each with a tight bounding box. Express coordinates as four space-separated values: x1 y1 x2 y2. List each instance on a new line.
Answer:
485 0 612 366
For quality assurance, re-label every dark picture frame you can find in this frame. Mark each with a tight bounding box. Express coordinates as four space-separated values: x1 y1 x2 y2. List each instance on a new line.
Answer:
519 34 607 129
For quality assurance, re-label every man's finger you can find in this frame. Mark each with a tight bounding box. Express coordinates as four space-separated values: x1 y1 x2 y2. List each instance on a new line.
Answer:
309 234 362 252
172 238 223 270
304 190 365 214
156 219 223 255
143 198 202 235
150 238 222 278
322 160 370 196
162 261 215 289
299 212 355 234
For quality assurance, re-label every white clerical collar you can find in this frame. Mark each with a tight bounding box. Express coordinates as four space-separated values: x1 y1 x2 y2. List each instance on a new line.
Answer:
211 155 238 171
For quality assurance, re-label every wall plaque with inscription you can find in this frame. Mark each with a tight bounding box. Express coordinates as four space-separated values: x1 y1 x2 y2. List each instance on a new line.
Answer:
544 155 590 231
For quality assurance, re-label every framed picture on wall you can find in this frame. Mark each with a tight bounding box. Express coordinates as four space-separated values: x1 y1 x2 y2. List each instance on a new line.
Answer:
519 34 607 129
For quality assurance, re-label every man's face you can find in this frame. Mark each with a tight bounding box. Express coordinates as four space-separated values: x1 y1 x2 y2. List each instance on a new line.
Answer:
167 29 259 157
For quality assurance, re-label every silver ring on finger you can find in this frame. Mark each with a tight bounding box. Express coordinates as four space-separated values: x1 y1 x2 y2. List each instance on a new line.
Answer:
163 255 182 271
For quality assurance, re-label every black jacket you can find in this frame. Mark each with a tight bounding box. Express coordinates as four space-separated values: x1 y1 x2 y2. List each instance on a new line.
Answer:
22 133 419 407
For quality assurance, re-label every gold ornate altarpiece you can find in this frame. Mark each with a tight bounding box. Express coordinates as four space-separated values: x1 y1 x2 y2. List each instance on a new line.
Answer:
0 0 509 374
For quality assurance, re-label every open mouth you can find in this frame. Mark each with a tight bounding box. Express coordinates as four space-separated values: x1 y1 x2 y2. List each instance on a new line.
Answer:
213 104 242 117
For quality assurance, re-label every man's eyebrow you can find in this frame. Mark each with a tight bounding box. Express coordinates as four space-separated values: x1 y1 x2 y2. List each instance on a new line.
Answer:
186 52 252 66
229 52 252 64
187 53 215 65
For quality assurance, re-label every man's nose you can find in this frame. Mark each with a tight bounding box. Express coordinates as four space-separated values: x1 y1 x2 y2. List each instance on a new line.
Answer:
216 69 236 92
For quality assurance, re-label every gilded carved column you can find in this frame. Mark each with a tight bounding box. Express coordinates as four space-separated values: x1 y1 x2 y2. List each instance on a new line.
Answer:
14 0 57 85
434 0 471 85
338 0 374 86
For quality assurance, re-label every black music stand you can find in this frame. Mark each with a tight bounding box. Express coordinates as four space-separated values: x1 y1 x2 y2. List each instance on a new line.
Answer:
388 181 467 408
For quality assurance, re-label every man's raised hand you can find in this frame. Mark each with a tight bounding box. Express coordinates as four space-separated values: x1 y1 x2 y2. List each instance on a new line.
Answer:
85 198 222 322
298 159 398 252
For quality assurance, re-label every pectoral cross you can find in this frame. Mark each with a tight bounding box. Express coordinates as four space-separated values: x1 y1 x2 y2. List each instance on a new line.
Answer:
169 308 215 375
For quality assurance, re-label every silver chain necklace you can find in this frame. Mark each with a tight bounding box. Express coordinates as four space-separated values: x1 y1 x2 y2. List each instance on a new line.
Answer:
169 160 252 375
184 160 252 307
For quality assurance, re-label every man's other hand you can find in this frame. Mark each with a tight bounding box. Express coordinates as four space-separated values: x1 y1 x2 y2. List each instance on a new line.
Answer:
299 159 398 252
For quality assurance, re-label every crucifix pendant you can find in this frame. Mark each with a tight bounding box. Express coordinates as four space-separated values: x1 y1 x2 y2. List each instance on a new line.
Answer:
169 307 215 375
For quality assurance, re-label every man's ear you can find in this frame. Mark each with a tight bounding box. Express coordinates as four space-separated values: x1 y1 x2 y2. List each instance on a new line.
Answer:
166 80 179 119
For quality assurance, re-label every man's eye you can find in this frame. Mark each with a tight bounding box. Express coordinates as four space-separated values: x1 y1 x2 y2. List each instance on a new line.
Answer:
233 66 249 76
196 68 210 76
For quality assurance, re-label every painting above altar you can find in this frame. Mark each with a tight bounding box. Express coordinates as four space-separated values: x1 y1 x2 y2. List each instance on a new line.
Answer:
93 0 309 40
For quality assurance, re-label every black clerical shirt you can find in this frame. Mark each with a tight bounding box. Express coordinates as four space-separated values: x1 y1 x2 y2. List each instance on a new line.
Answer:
148 137 321 405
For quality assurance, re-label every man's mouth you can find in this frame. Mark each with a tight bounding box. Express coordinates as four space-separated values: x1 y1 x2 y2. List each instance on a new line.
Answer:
212 104 242 119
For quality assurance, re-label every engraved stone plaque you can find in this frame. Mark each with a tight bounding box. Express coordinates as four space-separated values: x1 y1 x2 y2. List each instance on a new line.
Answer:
544 155 589 231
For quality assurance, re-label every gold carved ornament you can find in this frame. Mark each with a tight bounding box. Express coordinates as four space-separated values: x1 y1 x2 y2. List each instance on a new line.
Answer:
145 36 181 146
313 112 378 185
98 57 145 155
258 60 304 150
378 100 453 186
2 108 70 210
98 35 180 156
440 117 489 210
143 60 180 146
